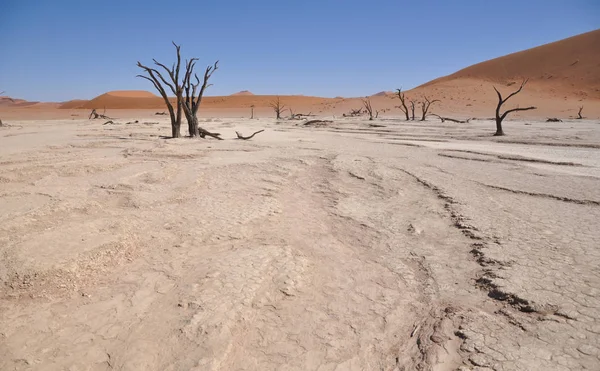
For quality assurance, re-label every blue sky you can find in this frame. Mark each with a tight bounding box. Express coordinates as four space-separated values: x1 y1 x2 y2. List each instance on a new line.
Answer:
0 0 598 101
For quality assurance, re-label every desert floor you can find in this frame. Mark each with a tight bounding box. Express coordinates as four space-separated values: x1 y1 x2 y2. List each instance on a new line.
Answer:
1 115 599 370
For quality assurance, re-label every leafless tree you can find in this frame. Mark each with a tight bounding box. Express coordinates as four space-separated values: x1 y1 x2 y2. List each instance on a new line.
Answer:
137 43 220 139
409 100 417 120
493 79 536 136
137 42 184 138
420 96 440 121
181 59 219 137
577 106 584 119
250 105 255 119
361 97 376 120
269 96 287 119
395 88 410 121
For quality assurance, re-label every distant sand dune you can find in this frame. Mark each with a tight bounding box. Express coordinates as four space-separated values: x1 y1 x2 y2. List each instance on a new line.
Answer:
3 30 599 119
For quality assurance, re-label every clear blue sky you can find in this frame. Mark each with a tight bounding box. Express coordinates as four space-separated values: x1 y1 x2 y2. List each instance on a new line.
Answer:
0 0 598 101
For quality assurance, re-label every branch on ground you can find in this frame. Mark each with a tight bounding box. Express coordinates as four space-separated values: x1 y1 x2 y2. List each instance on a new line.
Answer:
235 130 265 140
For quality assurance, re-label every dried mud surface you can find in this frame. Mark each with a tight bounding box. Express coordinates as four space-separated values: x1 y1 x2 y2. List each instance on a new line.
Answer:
1 117 599 370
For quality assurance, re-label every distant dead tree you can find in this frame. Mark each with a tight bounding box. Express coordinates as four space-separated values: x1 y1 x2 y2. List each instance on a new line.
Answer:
137 42 220 138
181 58 220 138
576 106 584 119
361 97 377 120
493 79 536 136
88 108 112 120
409 100 417 120
420 97 440 121
395 88 410 121
250 105 255 119
269 96 287 119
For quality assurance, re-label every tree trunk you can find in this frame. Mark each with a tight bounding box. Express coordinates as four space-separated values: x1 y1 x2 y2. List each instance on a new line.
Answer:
494 117 504 136
190 115 199 137
172 120 182 138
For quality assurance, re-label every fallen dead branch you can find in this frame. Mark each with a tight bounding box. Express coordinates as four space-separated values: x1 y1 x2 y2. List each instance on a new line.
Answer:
103 120 118 125
303 120 333 126
343 108 363 117
235 130 264 140
155 111 167 115
430 114 471 123
546 118 562 122
89 108 113 120
198 127 223 140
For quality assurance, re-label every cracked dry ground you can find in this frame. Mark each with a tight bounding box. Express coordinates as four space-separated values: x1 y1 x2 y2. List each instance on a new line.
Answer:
0 118 599 370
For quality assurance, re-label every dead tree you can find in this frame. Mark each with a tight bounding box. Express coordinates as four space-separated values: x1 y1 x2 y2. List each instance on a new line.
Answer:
89 108 112 120
410 100 417 121
236 130 264 140
420 97 440 121
181 59 219 137
395 89 410 121
137 42 184 138
269 97 287 119
250 105 255 119
362 98 375 120
577 106 584 119
493 79 537 136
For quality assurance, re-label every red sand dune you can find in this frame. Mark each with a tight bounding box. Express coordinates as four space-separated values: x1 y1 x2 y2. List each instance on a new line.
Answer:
404 29 600 117
5 30 600 119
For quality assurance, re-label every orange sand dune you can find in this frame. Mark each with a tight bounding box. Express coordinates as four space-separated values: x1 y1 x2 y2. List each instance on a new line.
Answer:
404 29 600 118
4 30 600 120
105 90 158 98
60 93 341 111
418 29 600 98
